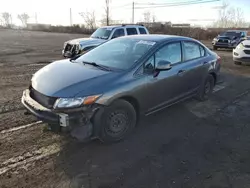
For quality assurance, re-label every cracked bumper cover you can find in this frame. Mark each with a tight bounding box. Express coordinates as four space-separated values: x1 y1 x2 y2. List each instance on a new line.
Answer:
21 89 100 129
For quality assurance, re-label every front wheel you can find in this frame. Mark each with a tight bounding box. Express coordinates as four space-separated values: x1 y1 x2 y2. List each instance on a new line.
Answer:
94 99 137 143
213 46 218 50
196 75 215 101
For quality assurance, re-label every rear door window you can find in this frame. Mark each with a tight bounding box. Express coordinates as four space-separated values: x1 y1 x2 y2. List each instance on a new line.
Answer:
183 42 201 61
126 28 138 35
155 42 182 65
139 28 147 34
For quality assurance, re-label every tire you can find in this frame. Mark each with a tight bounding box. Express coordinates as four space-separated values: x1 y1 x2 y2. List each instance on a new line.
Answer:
234 61 242 65
197 75 215 101
94 99 137 143
213 46 218 50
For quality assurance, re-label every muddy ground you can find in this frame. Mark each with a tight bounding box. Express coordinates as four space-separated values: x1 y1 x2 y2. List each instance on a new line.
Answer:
0 29 250 188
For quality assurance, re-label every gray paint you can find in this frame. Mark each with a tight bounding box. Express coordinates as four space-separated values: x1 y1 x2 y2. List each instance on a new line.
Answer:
32 35 220 114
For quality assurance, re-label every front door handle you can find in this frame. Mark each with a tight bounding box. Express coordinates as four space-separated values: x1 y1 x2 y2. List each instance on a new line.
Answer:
203 61 208 65
177 70 186 76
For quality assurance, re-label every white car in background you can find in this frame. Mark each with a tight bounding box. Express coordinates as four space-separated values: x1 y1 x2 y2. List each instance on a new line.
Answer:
233 36 250 65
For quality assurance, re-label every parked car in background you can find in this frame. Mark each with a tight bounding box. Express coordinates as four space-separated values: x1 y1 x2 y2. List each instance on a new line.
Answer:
233 37 250 65
212 30 248 50
62 24 150 58
22 35 221 143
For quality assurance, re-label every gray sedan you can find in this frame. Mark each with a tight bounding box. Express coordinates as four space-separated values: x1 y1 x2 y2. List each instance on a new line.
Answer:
22 35 221 143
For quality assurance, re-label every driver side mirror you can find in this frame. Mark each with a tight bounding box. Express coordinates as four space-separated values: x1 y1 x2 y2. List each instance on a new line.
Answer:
155 60 172 71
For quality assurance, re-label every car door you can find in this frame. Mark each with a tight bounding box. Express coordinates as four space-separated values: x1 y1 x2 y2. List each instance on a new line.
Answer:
180 41 210 94
140 41 188 114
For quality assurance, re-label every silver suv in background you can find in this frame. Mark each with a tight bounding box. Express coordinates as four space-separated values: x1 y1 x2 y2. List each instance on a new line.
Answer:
62 24 150 58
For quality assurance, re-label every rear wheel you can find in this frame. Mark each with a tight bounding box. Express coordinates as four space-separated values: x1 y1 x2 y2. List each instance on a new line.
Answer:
94 99 137 143
197 75 215 101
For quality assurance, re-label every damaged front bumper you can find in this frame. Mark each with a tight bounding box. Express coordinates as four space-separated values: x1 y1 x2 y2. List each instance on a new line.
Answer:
21 89 101 141
62 50 74 58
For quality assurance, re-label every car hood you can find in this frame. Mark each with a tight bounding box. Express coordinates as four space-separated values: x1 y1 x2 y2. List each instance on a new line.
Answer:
217 35 239 40
31 59 117 98
242 40 250 46
67 37 106 48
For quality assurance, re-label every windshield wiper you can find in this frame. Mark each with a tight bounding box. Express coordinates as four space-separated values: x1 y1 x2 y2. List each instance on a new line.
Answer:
82 61 111 71
91 36 101 39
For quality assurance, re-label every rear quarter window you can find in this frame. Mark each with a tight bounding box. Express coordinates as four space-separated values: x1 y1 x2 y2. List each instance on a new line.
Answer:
126 28 138 35
200 45 206 56
139 28 147 34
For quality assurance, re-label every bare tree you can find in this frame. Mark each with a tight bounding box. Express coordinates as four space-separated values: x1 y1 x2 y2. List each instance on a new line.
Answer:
143 11 151 23
142 10 156 23
213 1 248 28
79 11 96 30
152 14 156 23
1 12 12 27
0 18 3 26
18 13 29 27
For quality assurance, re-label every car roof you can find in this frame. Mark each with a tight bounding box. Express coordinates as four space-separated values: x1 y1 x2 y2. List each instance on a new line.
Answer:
100 25 146 29
224 30 246 33
119 34 192 42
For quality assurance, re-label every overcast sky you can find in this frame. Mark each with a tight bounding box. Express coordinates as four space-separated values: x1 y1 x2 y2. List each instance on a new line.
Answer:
1 0 250 26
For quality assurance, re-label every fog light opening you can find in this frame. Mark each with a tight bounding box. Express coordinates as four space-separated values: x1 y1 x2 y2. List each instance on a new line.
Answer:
234 52 239 56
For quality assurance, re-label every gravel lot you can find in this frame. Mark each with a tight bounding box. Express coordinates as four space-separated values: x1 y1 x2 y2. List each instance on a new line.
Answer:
0 29 250 188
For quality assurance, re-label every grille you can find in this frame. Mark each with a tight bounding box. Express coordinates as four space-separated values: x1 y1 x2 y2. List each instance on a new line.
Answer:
245 45 250 48
243 50 250 55
30 87 57 109
218 39 229 43
65 43 73 51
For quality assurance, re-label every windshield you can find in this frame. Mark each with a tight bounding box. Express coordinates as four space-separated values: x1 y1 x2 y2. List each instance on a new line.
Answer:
220 31 241 37
76 38 156 70
91 28 112 39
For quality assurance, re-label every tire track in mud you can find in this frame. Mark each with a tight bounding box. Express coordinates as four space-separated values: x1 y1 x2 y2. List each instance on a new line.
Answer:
0 73 32 83
0 109 38 131
0 121 63 165
0 48 34 57
1 121 42 134
0 102 25 115
0 92 26 114
0 143 61 175
0 65 43 76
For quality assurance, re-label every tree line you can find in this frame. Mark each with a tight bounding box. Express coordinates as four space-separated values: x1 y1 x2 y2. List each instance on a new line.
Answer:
0 1 249 29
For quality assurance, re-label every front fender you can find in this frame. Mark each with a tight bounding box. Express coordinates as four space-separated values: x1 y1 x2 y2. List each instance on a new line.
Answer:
95 90 133 106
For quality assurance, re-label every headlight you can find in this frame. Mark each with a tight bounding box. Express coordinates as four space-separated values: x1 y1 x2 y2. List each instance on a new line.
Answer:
231 40 236 44
213 38 217 41
75 44 80 53
236 43 244 49
53 95 101 109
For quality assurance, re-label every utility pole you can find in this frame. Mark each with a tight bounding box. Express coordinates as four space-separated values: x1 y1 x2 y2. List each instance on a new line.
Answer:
106 0 110 26
70 8 72 26
132 1 134 23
